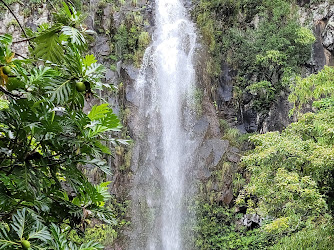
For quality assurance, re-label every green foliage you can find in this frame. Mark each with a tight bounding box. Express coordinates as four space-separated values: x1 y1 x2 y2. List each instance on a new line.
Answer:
289 65 334 113
235 63 334 244
236 124 331 230
111 11 151 67
68 196 129 247
0 208 104 249
0 2 127 249
271 220 334 250
246 81 275 110
194 199 271 250
222 127 241 145
193 0 315 111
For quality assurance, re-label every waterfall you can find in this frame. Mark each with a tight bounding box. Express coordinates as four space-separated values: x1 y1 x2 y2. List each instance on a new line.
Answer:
129 0 198 249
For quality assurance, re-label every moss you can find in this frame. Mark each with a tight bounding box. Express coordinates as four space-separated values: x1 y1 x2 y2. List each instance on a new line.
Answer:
111 10 151 67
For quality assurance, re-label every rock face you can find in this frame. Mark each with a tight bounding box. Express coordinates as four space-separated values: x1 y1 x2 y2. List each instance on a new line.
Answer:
215 1 334 134
0 3 49 57
3 0 334 247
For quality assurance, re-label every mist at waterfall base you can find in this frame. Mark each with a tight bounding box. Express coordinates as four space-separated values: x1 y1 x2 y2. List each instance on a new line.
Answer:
129 0 200 249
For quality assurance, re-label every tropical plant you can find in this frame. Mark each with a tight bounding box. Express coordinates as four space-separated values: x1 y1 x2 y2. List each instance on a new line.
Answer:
0 208 104 249
236 65 334 240
0 2 126 248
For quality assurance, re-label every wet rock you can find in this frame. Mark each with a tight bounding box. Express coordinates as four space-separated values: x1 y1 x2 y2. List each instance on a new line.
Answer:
262 91 294 133
125 83 137 105
217 63 234 107
92 36 110 57
227 147 240 163
102 5 113 30
310 21 328 72
322 18 334 52
198 167 213 179
242 214 261 229
296 0 310 7
199 139 229 167
105 69 117 82
193 117 210 140
242 92 253 105
202 96 221 137
243 109 258 133
221 188 234 205
123 64 139 81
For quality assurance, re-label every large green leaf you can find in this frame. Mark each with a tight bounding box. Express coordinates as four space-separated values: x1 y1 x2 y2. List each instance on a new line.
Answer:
0 227 18 249
11 208 35 240
82 55 97 67
34 25 64 63
88 104 110 121
79 241 104 250
28 221 51 242
45 78 72 104
62 26 86 48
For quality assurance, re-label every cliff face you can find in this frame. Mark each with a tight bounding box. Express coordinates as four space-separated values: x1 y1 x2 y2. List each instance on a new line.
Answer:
214 1 334 134
2 0 334 248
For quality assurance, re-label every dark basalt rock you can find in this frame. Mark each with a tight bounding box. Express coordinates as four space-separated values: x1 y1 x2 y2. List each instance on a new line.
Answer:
296 0 310 7
243 109 258 133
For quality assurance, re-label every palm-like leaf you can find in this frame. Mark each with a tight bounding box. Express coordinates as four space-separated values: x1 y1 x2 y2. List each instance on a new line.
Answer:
82 55 97 67
28 66 58 87
84 159 111 175
0 34 12 58
54 2 87 26
96 182 112 204
48 224 70 250
63 47 83 77
87 104 121 135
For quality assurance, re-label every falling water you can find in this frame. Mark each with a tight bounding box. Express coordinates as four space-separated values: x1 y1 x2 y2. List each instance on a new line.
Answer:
129 0 198 249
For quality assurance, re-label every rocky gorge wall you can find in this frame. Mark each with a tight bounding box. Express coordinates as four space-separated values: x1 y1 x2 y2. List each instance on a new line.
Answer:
215 0 334 134
2 0 334 248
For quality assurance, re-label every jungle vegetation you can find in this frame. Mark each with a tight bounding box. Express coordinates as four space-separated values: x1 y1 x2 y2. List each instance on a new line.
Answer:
0 0 334 249
194 0 334 249
0 1 127 249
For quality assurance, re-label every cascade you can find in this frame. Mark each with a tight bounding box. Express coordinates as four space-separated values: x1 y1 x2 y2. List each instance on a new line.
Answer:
130 0 198 249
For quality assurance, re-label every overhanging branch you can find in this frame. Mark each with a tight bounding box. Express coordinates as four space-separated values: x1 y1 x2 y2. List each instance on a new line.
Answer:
0 0 34 49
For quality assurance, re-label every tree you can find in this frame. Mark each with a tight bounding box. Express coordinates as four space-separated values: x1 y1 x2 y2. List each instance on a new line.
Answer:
0 2 125 249
236 65 334 240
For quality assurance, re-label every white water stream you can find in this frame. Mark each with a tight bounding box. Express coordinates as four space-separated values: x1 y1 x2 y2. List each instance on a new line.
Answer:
130 0 198 249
